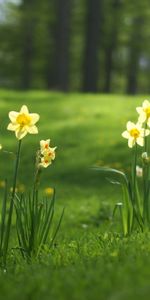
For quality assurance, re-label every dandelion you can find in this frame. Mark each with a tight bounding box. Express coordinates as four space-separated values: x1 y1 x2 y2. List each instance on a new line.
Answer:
44 187 54 196
18 184 25 193
7 105 40 140
0 180 5 188
122 121 149 148
136 99 150 126
10 187 18 193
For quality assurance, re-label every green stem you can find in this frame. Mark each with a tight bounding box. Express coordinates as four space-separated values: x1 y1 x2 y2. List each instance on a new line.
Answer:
143 163 150 225
131 144 144 230
3 140 22 266
144 121 148 153
132 144 137 200
143 121 149 225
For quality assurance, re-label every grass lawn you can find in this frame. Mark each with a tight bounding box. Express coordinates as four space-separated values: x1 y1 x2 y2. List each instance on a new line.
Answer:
0 91 150 299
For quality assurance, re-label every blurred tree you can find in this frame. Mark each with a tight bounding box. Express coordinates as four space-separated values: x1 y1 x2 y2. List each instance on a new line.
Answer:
0 1 20 88
126 16 145 94
47 0 72 91
103 0 123 93
0 0 150 93
82 0 103 92
20 0 37 89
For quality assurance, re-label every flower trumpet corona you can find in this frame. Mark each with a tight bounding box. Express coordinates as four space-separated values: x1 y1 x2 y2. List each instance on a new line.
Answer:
122 121 149 148
7 105 40 140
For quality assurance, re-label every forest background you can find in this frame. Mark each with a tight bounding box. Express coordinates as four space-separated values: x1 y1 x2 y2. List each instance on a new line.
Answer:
0 0 150 94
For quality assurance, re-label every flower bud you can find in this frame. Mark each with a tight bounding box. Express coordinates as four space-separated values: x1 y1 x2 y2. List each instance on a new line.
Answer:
136 166 143 177
142 152 150 164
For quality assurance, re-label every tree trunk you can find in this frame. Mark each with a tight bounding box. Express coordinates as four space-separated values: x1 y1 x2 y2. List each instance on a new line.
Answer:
103 0 122 93
126 17 144 95
47 0 72 91
82 0 102 92
20 0 36 90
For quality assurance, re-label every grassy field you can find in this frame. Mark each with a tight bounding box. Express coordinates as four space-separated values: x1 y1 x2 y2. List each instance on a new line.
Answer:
0 91 150 300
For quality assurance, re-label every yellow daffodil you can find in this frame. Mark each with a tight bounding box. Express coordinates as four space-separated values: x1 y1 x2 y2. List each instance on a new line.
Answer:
122 121 149 148
7 105 40 140
136 99 150 125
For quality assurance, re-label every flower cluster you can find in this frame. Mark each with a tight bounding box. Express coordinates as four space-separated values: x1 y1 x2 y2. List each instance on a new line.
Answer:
0 104 59 264
122 99 150 148
39 139 56 168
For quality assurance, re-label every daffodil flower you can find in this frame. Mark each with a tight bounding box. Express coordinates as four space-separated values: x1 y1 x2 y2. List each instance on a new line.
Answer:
40 156 52 169
136 99 150 126
39 139 56 168
40 139 50 154
7 105 40 140
122 121 149 148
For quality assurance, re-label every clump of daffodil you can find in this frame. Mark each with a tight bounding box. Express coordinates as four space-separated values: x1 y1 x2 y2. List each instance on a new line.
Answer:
0 106 63 265
136 99 150 126
14 138 63 260
39 139 56 168
122 121 149 148
95 99 150 236
7 105 40 140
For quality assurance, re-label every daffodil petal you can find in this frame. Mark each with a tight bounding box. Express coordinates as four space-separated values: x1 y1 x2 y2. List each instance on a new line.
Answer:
128 138 135 148
136 107 143 114
122 131 129 139
27 125 38 134
147 119 150 128
9 111 19 122
30 113 40 125
127 121 134 131
20 105 29 114
137 137 144 147
145 129 150 136
138 113 146 123
7 123 18 131
15 129 27 140
143 100 150 108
